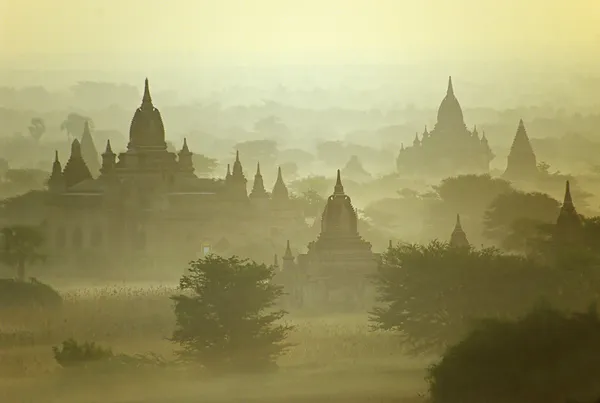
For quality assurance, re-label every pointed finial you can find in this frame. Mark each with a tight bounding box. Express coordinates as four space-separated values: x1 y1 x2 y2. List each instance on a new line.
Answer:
273 254 279 267
54 150 59 162
226 163 231 176
181 137 190 153
564 180 573 206
235 150 240 162
256 162 261 176
455 214 462 230
401 143 405 151
142 78 152 106
424 125 428 135
334 169 344 195
277 166 283 180
388 240 393 249
283 240 294 260
447 76 454 96
104 139 114 155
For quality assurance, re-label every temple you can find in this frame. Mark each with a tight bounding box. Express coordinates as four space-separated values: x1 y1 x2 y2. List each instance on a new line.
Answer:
503 119 538 181
397 77 493 176
28 79 302 271
278 170 378 309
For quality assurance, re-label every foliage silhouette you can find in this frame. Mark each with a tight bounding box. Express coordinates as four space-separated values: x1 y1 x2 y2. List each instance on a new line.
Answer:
170 255 293 373
427 305 600 403
483 190 560 250
370 241 598 353
0 225 46 281
0 278 61 309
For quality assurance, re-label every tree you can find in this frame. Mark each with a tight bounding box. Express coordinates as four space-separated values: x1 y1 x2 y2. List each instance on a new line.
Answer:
0 225 45 281
60 113 93 142
370 241 596 353
427 305 600 403
290 189 326 218
483 191 560 249
170 255 293 373
290 175 331 198
192 154 219 176
234 140 278 167
28 117 46 142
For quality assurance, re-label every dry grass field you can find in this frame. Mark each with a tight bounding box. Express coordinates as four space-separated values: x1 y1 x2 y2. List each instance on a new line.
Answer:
0 285 432 403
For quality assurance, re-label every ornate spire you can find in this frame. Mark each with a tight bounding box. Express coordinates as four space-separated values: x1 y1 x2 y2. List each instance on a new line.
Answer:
503 119 538 181
388 240 393 250
413 132 420 147
333 169 345 195
449 214 469 248
63 139 93 188
447 76 454 96
283 240 294 260
180 138 190 154
271 166 289 202
142 77 153 108
555 180 582 241
48 150 64 192
559 180 578 217
250 162 268 200
273 254 279 268
100 139 117 176
226 164 231 179
103 139 114 156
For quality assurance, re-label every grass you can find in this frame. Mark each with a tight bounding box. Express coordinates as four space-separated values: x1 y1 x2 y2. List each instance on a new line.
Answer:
0 285 431 402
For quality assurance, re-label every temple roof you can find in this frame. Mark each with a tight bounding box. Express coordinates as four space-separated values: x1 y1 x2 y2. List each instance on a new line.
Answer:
435 76 466 132
128 78 167 151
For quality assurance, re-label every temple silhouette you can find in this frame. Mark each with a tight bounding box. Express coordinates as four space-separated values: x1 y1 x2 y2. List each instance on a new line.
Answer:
397 76 493 176
41 79 303 270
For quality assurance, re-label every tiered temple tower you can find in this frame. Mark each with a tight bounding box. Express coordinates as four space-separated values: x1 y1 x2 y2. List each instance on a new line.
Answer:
281 170 377 309
396 77 493 176
503 119 538 181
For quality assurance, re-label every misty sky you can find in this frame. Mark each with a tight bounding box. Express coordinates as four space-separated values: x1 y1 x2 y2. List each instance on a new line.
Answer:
1 0 599 69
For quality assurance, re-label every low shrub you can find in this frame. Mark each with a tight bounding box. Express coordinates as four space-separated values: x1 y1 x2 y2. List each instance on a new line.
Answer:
427 304 600 403
0 278 62 309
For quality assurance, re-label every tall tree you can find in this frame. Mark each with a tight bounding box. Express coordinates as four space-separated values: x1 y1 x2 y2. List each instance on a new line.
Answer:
60 113 93 143
171 255 293 373
28 118 46 142
0 225 45 281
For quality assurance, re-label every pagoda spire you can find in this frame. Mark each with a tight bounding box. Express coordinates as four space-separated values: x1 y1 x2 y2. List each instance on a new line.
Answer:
48 150 64 192
555 180 583 241
142 77 153 107
447 76 454 96
104 139 114 155
449 214 469 248
333 169 345 195
271 166 289 202
100 139 117 176
503 118 538 181
250 162 268 200
62 139 92 188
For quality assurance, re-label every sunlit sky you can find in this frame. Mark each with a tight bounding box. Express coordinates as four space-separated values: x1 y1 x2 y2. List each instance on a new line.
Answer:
1 0 599 69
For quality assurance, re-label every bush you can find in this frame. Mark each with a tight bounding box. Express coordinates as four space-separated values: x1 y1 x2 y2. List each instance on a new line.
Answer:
427 305 600 403
171 255 293 374
0 278 62 309
52 338 113 368
370 241 600 354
